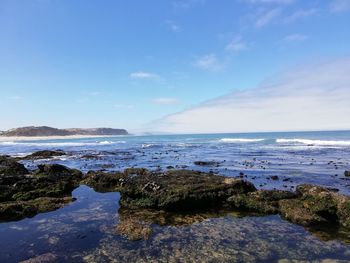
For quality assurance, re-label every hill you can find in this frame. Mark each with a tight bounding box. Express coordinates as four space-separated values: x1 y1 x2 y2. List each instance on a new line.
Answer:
0 126 128 137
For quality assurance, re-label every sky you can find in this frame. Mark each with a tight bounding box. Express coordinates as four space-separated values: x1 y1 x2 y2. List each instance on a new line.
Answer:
0 0 349 133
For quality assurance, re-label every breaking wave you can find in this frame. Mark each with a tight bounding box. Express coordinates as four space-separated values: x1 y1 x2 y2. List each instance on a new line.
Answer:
219 138 265 143
276 138 350 146
0 141 125 147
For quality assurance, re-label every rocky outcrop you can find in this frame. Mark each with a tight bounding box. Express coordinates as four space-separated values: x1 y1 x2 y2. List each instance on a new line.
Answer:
227 189 297 214
1 156 350 237
0 160 82 221
345 170 350 177
83 170 128 192
1 126 128 137
119 170 257 210
20 150 66 160
279 184 350 228
0 155 28 176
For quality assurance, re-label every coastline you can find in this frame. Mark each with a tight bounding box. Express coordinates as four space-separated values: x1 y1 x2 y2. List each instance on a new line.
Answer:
0 134 129 142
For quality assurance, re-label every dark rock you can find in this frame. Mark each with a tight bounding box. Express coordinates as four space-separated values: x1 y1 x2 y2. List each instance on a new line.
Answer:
20 150 66 160
0 163 82 220
345 171 350 177
227 190 296 214
270 175 279 180
279 184 350 228
194 161 219 166
119 170 256 210
0 155 28 176
0 197 74 221
83 171 128 192
124 168 149 176
34 164 82 179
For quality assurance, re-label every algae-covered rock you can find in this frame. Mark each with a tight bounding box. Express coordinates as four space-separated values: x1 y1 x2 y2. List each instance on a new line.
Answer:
227 190 297 214
279 184 350 228
0 162 82 221
83 170 128 192
34 164 82 179
119 170 256 210
0 155 28 176
20 150 66 160
0 196 74 221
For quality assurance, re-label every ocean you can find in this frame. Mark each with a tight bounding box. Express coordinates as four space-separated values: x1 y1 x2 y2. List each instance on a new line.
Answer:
1 131 350 262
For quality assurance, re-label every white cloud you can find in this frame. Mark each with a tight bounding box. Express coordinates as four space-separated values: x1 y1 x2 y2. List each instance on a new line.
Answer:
255 8 282 27
113 103 135 109
225 37 248 52
330 0 350 12
130 71 159 79
8 96 22 100
166 20 181 32
284 34 309 42
153 97 180 105
150 57 350 133
284 8 318 23
193 54 223 71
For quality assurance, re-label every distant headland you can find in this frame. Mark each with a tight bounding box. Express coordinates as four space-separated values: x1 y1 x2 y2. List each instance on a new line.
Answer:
0 126 129 137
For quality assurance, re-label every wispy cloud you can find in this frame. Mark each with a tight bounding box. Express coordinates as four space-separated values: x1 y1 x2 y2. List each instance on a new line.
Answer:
153 97 180 105
330 0 350 12
113 103 135 109
284 8 318 23
283 33 309 42
225 36 249 52
130 71 159 79
193 53 223 71
255 8 282 27
8 96 22 100
166 20 181 32
151 57 350 133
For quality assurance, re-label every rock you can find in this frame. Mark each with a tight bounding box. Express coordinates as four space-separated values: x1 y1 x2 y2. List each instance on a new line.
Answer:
227 190 296 214
279 184 350 228
0 163 82 220
83 171 128 192
34 164 82 179
0 197 74 221
119 170 256 210
345 171 350 177
20 150 66 160
270 175 279 180
0 155 28 176
124 168 149 176
194 161 219 166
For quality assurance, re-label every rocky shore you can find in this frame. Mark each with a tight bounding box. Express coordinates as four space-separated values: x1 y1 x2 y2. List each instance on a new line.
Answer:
1 151 350 241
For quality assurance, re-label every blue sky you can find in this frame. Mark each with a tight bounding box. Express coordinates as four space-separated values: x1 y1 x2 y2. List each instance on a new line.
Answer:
0 0 349 132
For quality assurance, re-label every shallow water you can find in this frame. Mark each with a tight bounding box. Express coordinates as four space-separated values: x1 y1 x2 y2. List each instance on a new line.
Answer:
1 131 350 262
0 185 350 262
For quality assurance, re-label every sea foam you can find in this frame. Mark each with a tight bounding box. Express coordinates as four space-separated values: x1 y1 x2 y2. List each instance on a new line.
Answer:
0 141 125 147
276 138 350 146
219 138 265 143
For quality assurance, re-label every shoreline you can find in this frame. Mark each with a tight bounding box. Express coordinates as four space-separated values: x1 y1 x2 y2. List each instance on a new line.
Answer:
0 134 130 142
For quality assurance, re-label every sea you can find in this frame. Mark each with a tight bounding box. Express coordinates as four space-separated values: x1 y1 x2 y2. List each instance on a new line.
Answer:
1 130 350 262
